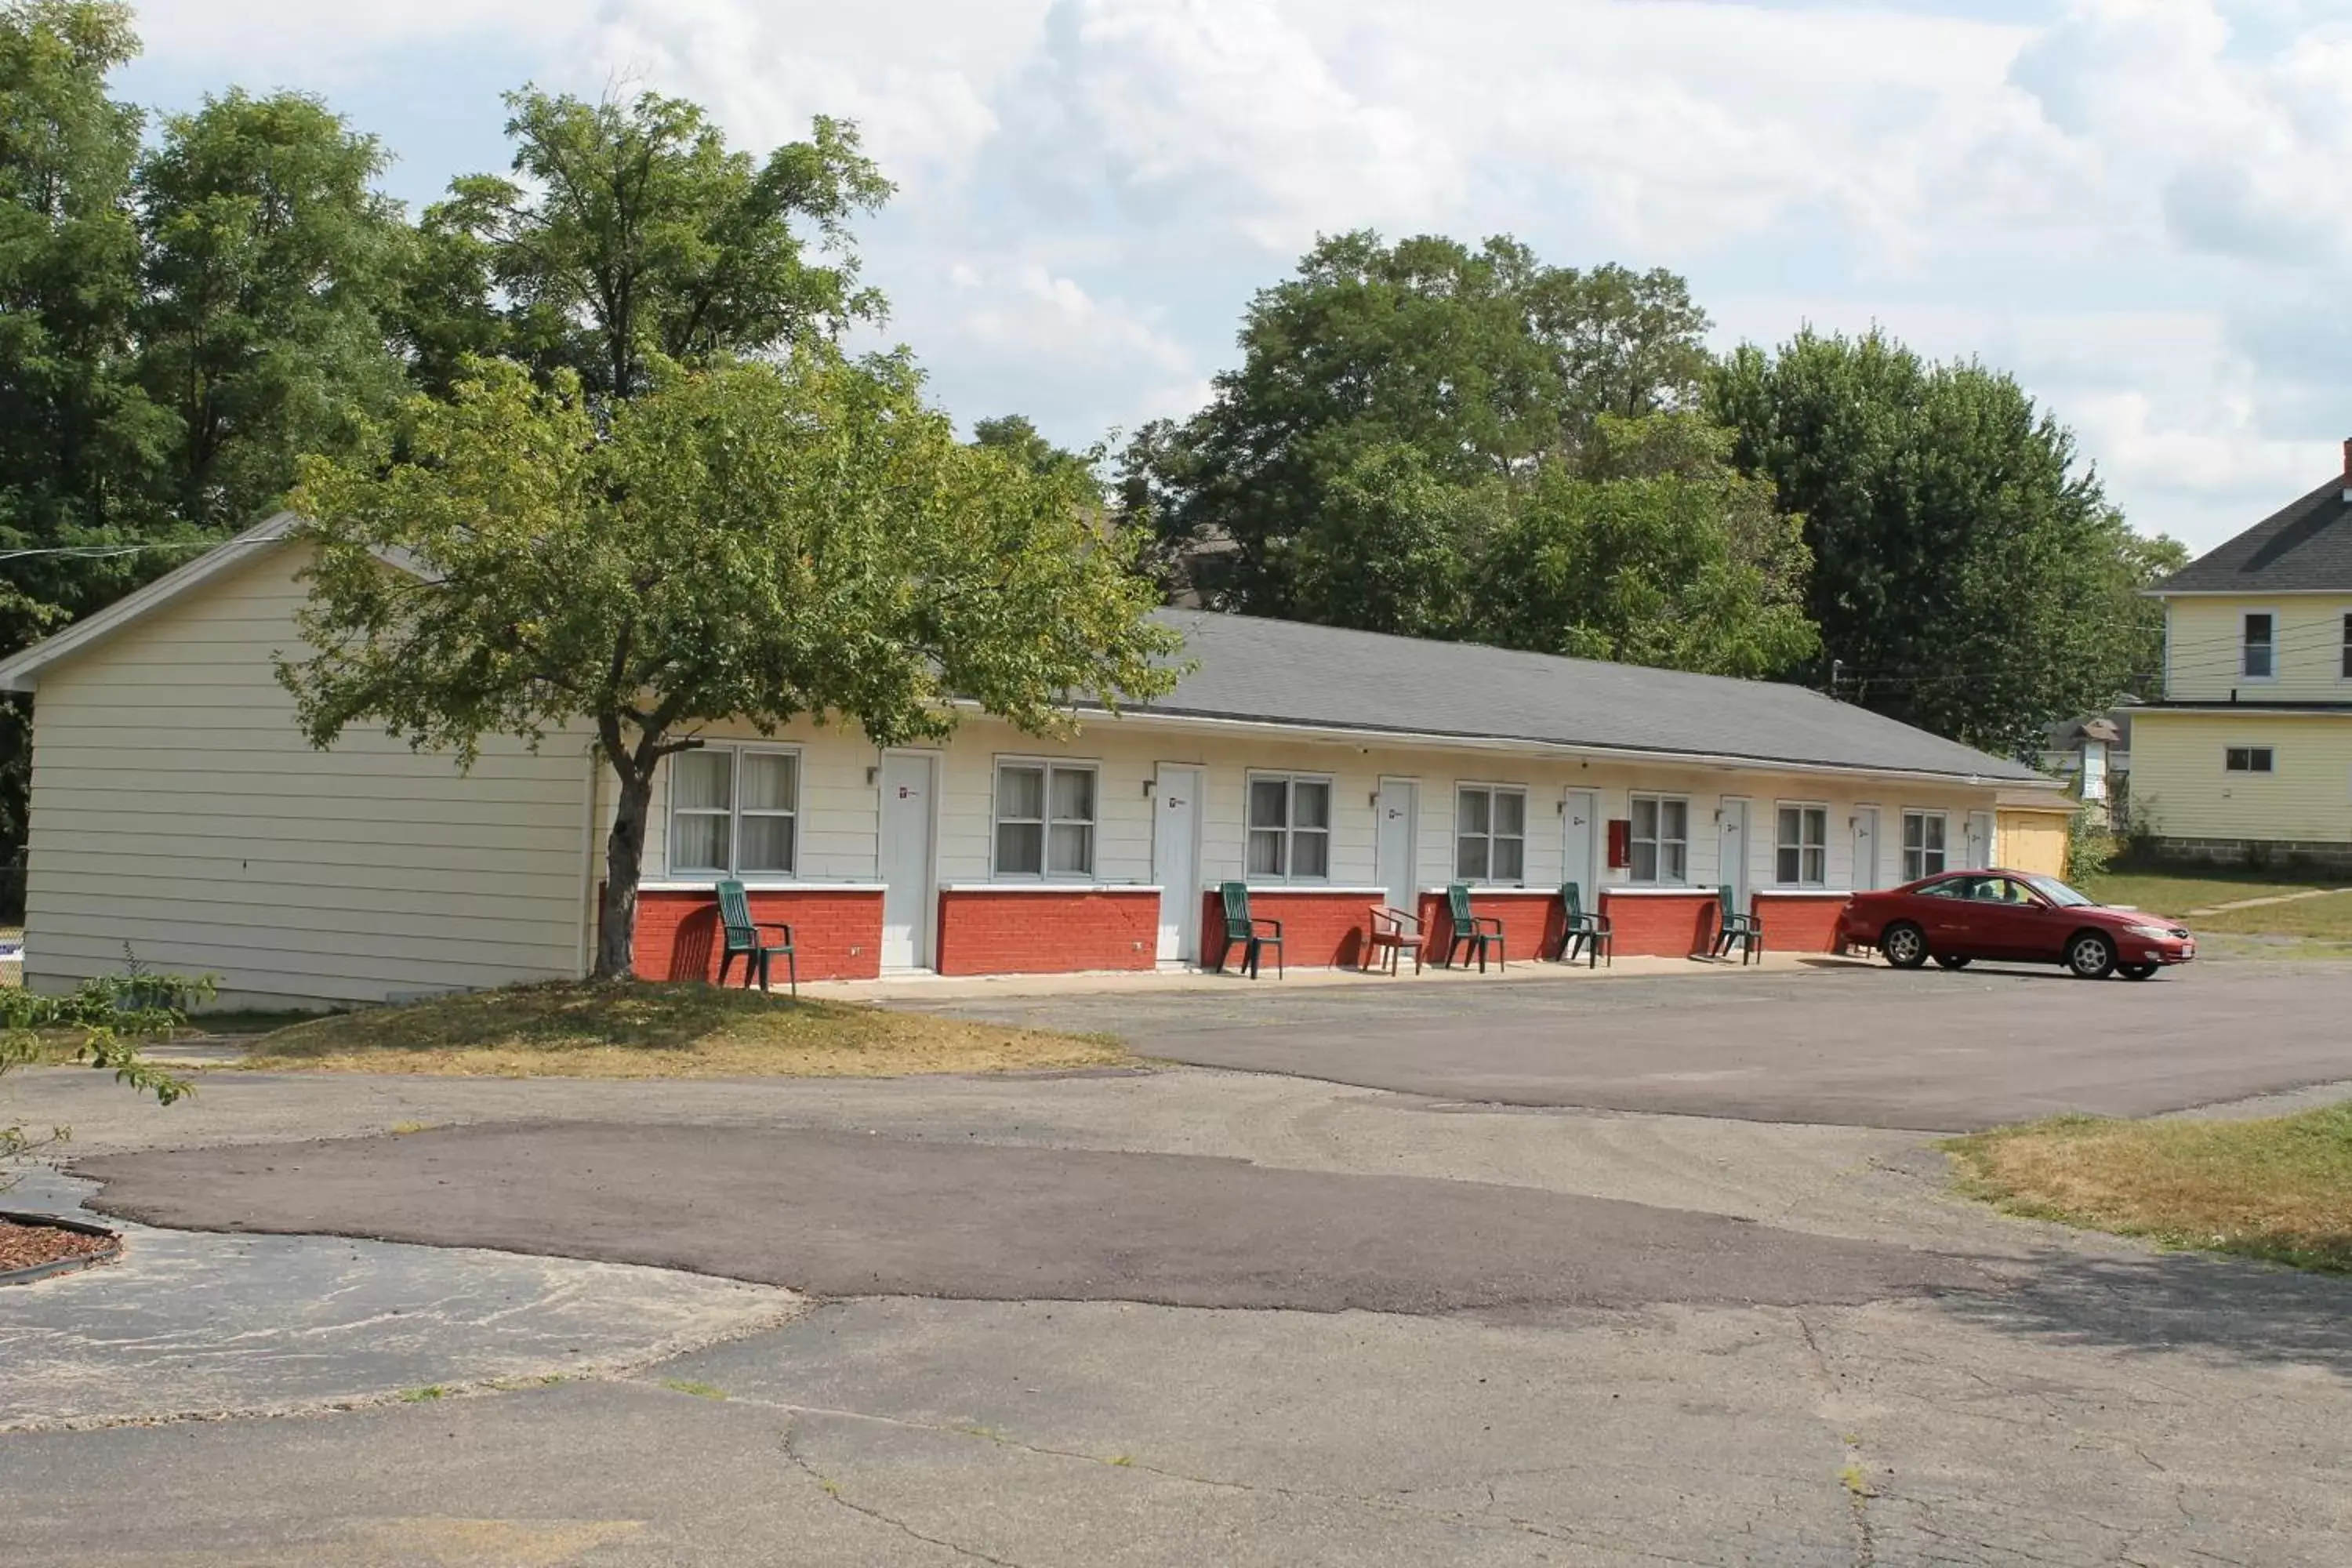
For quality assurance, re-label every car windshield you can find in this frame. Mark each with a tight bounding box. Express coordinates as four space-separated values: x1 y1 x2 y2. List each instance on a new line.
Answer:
2019 874 2096 907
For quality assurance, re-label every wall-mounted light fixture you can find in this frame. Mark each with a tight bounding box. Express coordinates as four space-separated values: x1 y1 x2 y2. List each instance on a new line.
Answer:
1144 778 1157 797
865 766 879 786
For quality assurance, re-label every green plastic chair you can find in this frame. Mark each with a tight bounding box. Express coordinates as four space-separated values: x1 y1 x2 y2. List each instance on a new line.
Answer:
1217 882 1283 978
1711 884 1762 964
1554 881 1613 969
1444 883 1506 971
715 880 797 996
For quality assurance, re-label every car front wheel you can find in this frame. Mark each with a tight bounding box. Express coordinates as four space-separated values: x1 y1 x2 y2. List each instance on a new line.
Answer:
2067 931 2118 980
1933 954 1972 971
1882 922 1929 969
2118 961 2158 981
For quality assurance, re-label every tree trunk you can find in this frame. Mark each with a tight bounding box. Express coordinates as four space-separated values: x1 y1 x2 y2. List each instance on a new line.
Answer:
593 764 656 980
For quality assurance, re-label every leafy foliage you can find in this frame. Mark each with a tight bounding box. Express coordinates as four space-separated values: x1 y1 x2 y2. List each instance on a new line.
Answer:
1709 329 2181 755
1121 230 1806 677
406 89 892 401
1 962 205 1181
281 351 1181 977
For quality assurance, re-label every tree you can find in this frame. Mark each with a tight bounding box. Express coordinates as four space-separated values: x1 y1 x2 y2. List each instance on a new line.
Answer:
409 89 891 401
1125 230 1726 637
280 352 1181 978
1709 329 2171 754
971 413 1087 478
0 1 174 875
133 88 412 532
1473 415 1817 677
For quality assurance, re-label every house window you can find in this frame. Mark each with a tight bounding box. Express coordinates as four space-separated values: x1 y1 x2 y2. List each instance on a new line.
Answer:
2242 612 2275 680
1454 786 1527 883
993 761 1097 878
2224 747 2275 775
2340 614 2350 680
1901 810 1947 882
668 746 798 877
1247 774 1332 880
1628 794 1689 884
1775 804 1828 887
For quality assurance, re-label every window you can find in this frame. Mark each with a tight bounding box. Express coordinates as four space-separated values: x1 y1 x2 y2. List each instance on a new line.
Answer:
2224 747 2275 775
1247 774 1332 880
1454 786 1528 883
1901 810 1947 882
2341 614 2351 680
993 761 1097 878
1775 804 1828 887
2242 612 2275 681
1628 794 1689 884
667 746 798 877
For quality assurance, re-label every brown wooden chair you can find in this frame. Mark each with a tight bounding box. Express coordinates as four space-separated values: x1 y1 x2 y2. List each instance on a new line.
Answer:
1363 905 1425 975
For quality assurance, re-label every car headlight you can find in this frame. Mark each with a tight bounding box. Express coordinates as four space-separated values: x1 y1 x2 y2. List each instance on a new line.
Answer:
2123 924 2177 940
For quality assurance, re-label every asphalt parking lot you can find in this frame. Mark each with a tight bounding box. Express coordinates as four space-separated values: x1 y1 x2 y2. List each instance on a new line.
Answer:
7 960 2352 1565
915 958 2352 1130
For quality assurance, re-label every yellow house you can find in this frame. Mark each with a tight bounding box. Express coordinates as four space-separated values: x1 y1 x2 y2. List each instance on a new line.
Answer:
2132 443 2352 871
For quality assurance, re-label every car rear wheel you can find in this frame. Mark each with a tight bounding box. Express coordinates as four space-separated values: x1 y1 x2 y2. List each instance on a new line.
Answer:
1933 954 1972 971
1882 922 1929 969
2118 962 2158 981
2067 931 2118 980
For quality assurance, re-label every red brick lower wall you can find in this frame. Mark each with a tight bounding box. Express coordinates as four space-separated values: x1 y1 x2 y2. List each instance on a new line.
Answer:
1202 891 1375 970
1420 891 1562 964
631 887 883 983
936 889 1160 977
1755 893 1849 953
1599 891 1719 958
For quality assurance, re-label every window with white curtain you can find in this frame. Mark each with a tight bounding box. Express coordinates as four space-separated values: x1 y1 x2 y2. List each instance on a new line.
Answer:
993 761 1097 878
1247 774 1332 880
667 746 798 877
1628 794 1689 884
1454 786 1527 883
1902 810 1947 881
1775 804 1828 887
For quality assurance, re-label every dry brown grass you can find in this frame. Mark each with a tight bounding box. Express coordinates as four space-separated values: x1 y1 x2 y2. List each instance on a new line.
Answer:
236 981 1129 1080
1947 1104 2352 1272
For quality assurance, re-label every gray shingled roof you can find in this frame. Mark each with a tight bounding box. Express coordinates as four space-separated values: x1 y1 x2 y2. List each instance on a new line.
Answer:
1130 611 2045 782
2155 475 2352 593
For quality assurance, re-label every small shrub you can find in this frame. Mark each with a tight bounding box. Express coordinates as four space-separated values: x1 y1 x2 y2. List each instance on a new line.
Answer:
1 960 213 1184
2065 809 2114 883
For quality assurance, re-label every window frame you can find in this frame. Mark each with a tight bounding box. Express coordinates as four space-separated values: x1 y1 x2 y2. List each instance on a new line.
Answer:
990 757 1101 881
1453 782 1530 886
1773 801 1830 888
2339 612 2351 682
1900 809 1948 883
665 742 801 880
1627 792 1691 887
1245 771 1335 884
2223 746 2276 776
2241 608 2278 683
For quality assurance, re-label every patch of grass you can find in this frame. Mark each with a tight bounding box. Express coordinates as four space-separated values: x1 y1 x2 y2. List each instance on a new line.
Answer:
180 1007 345 1036
2078 868 2342 917
1947 1102 2352 1272
661 1379 727 1400
388 1120 435 1135
233 980 1129 1080
401 1385 447 1403
2191 891 2352 942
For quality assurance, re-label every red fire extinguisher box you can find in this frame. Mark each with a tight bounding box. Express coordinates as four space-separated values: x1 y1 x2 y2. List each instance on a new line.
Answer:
1606 818 1633 869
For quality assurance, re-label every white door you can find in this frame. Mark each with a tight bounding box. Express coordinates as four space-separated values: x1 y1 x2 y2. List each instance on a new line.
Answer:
1718 797 1749 907
1374 778 1417 914
1152 765 1203 964
1965 810 1995 871
1853 807 1881 891
1563 789 1597 901
879 753 936 970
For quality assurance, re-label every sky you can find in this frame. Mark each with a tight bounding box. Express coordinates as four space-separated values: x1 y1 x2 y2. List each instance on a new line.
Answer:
114 0 2352 554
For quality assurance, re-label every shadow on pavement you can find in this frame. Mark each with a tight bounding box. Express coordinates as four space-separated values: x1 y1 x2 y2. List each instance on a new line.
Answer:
1934 1247 2352 1374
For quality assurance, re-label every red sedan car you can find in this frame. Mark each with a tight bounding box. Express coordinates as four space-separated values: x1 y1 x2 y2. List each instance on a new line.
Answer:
1837 869 2194 980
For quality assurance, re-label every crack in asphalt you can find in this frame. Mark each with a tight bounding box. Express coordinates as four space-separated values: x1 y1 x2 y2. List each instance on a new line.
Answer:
780 1419 1032 1568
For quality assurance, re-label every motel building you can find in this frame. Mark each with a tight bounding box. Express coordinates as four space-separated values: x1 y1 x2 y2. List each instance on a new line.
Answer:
0 517 2065 1008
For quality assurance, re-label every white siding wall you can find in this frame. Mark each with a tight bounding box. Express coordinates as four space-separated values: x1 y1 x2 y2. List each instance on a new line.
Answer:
628 715 2003 911
25 545 595 1007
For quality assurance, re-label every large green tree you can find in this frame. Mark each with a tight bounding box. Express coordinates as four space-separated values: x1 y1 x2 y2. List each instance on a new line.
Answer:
281 353 1180 978
1709 329 2173 754
408 89 891 401
134 88 412 532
